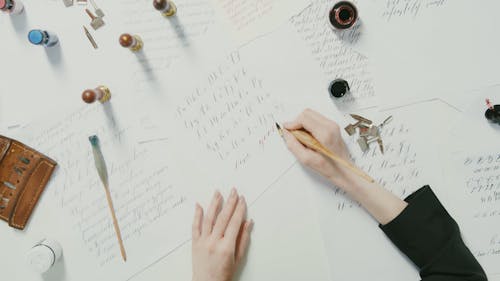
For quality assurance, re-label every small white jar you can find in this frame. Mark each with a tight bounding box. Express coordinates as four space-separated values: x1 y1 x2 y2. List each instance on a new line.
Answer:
26 239 63 274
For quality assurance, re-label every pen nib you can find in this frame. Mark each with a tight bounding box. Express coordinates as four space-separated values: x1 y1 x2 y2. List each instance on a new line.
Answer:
275 123 284 137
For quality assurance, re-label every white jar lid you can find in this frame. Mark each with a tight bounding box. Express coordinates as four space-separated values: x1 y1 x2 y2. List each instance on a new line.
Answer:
26 239 63 274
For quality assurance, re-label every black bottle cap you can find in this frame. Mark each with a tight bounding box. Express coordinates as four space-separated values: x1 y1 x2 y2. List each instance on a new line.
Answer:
485 104 500 124
329 79 350 98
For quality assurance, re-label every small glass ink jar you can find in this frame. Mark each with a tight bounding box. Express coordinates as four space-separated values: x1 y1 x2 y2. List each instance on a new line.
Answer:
329 78 350 98
328 1 358 30
485 104 500 125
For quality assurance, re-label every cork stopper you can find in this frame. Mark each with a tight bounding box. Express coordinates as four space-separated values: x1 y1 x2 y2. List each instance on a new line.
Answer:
82 89 97 103
119 33 134 48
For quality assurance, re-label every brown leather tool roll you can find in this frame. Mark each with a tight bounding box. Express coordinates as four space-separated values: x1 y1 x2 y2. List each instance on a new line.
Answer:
0 135 57 230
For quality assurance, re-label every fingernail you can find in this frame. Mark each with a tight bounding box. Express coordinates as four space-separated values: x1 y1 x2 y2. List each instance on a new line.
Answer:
239 196 245 203
283 122 291 128
231 188 237 197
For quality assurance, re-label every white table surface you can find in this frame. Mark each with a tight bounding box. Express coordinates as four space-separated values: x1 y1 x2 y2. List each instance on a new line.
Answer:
1 1 499 281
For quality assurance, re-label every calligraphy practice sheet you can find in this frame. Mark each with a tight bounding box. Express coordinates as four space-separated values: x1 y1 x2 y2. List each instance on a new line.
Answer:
290 0 377 111
143 23 327 203
169 50 296 202
444 151 500 276
11 105 196 281
440 86 500 277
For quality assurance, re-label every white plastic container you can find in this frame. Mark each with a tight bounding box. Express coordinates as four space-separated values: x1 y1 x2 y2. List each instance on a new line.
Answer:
26 239 63 274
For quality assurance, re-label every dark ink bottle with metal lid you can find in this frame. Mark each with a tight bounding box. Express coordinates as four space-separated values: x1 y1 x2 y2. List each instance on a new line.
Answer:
329 1 358 30
485 99 500 125
329 78 350 98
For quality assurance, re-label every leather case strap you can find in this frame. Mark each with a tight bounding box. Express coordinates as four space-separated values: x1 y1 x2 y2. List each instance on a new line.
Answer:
0 135 57 230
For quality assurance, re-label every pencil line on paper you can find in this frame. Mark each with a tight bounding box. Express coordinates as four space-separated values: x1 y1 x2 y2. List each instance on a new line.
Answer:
137 137 169 144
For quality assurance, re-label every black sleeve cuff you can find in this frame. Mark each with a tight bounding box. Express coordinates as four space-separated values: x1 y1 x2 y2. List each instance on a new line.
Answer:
379 185 458 268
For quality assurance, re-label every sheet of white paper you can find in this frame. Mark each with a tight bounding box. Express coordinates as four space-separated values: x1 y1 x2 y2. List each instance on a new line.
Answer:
139 23 327 203
110 0 229 92
351 0 500 108
307 100 454 281
289 0 377 111
437 85 500 276
10 105 196 281
444 149 500 276
448 84 500 148
239 163 332 281
127 164 332 281
210 0 311 45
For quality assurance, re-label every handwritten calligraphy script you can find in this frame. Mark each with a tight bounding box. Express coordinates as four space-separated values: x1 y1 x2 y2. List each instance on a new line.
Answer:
174 51 284 171
463 154 500 214
290 0 376 109
329 119 421 211
381 0 447 22
17 105 189 267
460 153 500 264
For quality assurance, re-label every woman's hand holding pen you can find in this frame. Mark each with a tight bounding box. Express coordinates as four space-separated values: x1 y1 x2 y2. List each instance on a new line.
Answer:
281 109 357 191
282 109 407 225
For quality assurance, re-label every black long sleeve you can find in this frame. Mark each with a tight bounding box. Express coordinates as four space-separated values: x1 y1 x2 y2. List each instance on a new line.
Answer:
380 185 487 281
